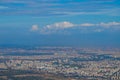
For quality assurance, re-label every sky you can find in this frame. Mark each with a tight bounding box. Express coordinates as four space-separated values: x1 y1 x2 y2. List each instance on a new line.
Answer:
0 0 120 47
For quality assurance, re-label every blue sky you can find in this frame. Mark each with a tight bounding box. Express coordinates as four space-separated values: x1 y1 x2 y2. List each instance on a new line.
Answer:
0 0 120 47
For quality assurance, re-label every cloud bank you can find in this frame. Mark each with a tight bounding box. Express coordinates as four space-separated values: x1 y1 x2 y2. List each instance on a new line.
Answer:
31 21 120 34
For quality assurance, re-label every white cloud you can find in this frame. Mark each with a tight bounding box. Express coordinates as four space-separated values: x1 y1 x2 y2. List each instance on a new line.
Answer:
79 22 120 28
80 23 95 27
98 22 120 27
31 25 39 31
45 21 75 30
31 21 120 34
39 21 75 34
